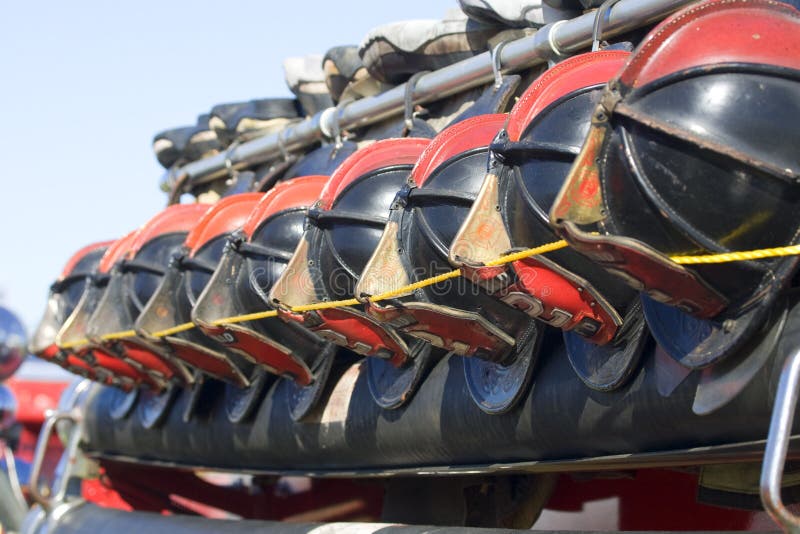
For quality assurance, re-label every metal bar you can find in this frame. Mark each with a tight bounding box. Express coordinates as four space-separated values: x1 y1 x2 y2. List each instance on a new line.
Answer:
87 435 800 480
29 410 83 511
178 0 695 186
29 410 59 510
28 380 93 512
52 410 85 505
760 346 800 532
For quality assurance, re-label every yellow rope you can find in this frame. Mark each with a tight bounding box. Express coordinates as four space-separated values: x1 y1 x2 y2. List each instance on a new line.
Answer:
196 240 569 329
370 270 461 302
150 322 196 338
670 244 800 265
57 240 800 345
58 338 89 350
291 298 361 312
100 330 137 342
210 309 278 326
485 240 570 266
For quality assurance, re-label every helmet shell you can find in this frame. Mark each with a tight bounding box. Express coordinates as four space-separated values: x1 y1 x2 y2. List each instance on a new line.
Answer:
271 139 429 364
193 176 331 385
552 0 800 320
357 115 535 359
136 197 261 386
451 51 634 345
31 241 111 378
85 204 209 386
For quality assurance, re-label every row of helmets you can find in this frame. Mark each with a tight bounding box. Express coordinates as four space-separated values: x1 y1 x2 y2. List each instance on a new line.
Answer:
30 0 800 425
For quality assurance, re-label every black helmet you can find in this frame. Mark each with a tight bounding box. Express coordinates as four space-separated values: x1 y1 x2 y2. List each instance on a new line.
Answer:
31 241 110 380
86 205 208 387
136 194 263 388
449 51 649 392
552 0 800 369
192 176 338 421
57 232 167 390
356 115 544 414
271 138 446 410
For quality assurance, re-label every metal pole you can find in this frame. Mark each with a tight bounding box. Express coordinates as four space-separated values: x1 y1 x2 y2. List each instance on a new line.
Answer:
179 0 695 187
29 379 92 512
761 346 800 532
2 442 27 513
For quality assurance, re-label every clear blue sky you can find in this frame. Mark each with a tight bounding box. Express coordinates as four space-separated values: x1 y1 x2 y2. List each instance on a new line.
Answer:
0 0 453 333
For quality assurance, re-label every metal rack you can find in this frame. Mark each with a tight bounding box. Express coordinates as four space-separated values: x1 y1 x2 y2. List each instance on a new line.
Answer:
176 0 696 188
762 345 800 532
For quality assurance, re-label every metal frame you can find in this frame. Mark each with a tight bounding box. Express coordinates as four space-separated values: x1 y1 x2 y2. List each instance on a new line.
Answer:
2 441 27 512
29 379 93 512
29 408 84 510
761 346 800 532
176 0 695 188
84 433 800 480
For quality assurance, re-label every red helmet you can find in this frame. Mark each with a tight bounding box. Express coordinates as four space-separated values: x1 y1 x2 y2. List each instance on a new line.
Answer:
552 0 800 369
194 177 327 384
85 204 209 391
56 231 161 390
31 241 113 383
355 115 544 414
448 51 649 392
136 193 262 388
271 138 445 410
193 177 340 421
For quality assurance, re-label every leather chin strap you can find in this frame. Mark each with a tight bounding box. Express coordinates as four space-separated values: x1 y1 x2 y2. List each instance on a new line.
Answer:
119 258 166 276
550 98 731 319
460 255 621 345
559 221 729 319
175 255 217 274
49 271 97 293
364 300 516 361
279 305 410 368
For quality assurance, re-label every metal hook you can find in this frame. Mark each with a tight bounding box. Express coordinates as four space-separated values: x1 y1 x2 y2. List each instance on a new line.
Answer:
546 20 570 66
320 106 343 149
592 0 623 52
403 71 429 136
491 41 509 88
277 128 291 163
224 140 241 183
